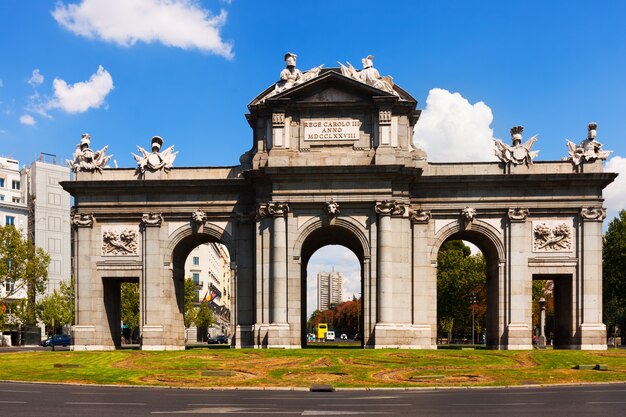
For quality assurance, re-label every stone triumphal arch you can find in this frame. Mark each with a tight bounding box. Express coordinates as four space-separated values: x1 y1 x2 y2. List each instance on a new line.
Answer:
63 54 616 350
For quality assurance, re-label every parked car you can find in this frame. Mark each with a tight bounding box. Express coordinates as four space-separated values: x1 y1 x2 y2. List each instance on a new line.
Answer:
340 333 348 340
40 334 72 347
325 331 335 341
207 335 229 345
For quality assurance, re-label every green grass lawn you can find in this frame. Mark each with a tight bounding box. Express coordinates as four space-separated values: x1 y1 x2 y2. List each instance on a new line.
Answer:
1 348 625 388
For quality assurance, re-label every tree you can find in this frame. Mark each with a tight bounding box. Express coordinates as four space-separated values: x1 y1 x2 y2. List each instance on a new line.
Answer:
194 302 214 339
120 282 139 330
0 225 50 325
36 290 73 334
183 277 197 328
603 209 626 340
437 240 487 342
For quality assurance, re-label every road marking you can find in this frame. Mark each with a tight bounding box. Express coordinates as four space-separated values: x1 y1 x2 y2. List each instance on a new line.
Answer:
0 400 27 404
587 401 626 404
152 408 292 414
302 411 388 415
65 402 146 406
0 389 39 393
453 402 544 406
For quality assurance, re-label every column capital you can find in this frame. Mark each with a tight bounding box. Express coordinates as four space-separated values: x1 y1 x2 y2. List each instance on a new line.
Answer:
580 207 606 222
409 208 431 224
375 200 405 217
141 212 163 227
508 207 529 222
257 201 289 218
72 213 94 228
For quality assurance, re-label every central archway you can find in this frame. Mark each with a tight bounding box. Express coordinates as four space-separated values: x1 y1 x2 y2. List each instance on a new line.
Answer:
295 218 370 348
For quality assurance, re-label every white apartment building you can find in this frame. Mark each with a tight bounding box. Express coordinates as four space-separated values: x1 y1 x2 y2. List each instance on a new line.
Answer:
317 271 343 311
184 242 231 337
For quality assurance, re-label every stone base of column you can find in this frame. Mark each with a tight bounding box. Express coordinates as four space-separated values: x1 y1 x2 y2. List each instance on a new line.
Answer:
71 325 115 351
373 323 436 349
505 323 532 350
233 324 254 348
267 323 299 349
577 323 607 350
141 325 185 351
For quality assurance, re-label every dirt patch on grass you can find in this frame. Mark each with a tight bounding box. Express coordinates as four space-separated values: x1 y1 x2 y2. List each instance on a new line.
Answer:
311 357 332 367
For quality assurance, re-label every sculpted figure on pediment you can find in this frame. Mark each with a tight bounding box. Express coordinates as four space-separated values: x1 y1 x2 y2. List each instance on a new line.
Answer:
263 53 323 100
339 55 398 96
67 133 112 173
494 126 539 166
566 123 612 165
133 136 178 174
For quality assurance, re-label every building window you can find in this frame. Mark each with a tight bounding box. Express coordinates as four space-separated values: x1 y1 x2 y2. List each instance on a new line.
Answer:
193 256 199 266
11 180 20 190
193 273 200 285
195 290 200 303
12 197 20 203
0 178 4 188
0 195 4 201
5 216 15 226
5 279 14 294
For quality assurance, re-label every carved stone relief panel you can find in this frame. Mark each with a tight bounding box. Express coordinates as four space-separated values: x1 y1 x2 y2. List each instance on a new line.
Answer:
102 225 139 256
532 220 573 252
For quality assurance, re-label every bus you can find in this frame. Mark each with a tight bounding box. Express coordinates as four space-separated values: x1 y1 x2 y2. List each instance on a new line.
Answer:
317 323 328 340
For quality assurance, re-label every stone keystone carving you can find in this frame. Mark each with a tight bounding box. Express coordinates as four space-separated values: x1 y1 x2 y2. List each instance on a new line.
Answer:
566 122 612 165
493 126 539 166
375 200 405 216
409 208 431 224
71 213 94 227
339 55 398 96
192 209 207 225
102 228 138 256
133 136 178 174
461 206 476 223
533 222 572 252
325 200 340 217
66 133 112 173
141 212 163 227
580 207 607 221
508 208 529 222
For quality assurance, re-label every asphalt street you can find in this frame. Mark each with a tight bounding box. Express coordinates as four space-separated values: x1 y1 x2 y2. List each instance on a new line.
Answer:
1 381 626 416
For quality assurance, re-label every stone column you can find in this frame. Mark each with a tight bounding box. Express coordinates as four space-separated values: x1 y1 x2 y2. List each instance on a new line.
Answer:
140 213 184 350
375 200 395 323
538 297 547 347
263 202 291 347
506 208 532 349
579 207 607 349
71 214 109 350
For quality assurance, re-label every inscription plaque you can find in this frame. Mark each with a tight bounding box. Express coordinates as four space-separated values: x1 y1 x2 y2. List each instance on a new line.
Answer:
303 118 360 141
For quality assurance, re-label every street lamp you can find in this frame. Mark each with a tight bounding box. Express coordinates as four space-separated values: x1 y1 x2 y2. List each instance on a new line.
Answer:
470 293 477 345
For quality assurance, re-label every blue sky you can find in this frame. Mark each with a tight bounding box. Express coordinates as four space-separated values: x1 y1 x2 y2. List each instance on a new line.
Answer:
2 1 625 314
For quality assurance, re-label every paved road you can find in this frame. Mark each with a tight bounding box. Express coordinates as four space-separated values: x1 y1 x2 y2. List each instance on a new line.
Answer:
0 381 625 416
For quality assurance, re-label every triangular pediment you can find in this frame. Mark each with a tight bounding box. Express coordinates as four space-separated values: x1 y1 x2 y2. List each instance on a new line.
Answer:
249 69 416 108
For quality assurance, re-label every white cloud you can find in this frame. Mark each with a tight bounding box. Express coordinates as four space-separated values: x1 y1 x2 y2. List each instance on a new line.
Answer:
52 0 233 58
19 114 36 126
413 88 498 162
28 69 44 87
604 156 626 221
47 65 114 114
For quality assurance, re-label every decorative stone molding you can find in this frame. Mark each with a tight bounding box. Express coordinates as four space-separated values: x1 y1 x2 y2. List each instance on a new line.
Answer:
102 228 138 256
375 200 406 217
257 202 289 219
272 112 285 127
141 212 163 227
325 200 340 217
580 207 607 221
378 110 392 125
72 213 94 227
566 122 612 166
192 209 207 225
533 221 572 252
493 125 539 166
508 208 529 222
132 136 178 174
409 208 431 224
66 133 112 173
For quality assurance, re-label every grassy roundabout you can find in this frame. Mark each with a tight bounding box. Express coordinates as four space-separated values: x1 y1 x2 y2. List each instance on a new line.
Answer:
2 348 626 388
